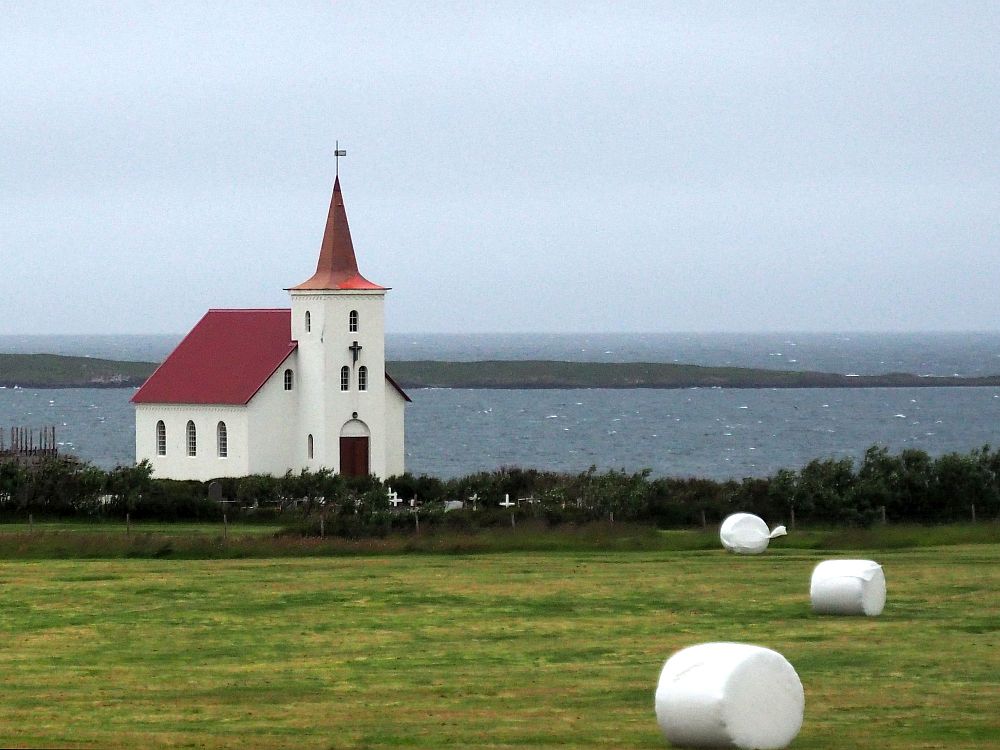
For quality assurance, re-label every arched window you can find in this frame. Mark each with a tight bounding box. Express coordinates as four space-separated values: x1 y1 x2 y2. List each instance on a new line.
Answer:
156 421 166 456
340 366 350 391
349 310 358 332
305 310 311 332
358 365 368 391
307 434 314 459
217 422 228 458
284 368 293 390
186 420 197 457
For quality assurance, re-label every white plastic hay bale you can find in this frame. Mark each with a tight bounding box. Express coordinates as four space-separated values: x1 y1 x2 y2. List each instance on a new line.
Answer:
810 559 886 616
654 642 804 749
719 513 787 554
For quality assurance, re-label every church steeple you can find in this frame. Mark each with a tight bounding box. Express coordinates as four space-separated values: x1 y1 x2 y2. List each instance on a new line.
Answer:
289 176 386 291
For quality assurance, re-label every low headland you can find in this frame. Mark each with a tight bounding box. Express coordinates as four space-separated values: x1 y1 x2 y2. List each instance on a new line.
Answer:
3 352 1000 389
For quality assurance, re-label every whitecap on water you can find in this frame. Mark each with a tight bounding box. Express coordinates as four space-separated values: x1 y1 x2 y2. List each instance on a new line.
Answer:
894 414 907 418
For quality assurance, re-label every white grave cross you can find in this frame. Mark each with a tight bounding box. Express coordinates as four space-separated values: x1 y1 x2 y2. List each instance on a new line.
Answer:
499 493 515 509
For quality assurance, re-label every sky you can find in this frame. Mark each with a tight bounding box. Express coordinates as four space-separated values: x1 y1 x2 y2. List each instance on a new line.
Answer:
1 2 998 335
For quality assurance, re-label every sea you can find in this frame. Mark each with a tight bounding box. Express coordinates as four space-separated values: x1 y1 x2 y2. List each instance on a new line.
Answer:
2 332 1000 480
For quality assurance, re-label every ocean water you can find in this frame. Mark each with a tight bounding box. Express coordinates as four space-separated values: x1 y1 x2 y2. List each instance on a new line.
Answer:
2 333 1000 479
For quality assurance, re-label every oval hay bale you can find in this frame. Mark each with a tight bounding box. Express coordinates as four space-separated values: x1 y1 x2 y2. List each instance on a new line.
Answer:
655 642 804 749
810 559 886 616
719 513 772 554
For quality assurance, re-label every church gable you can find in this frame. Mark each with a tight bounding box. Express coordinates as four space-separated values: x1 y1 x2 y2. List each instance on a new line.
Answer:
132 309 297 405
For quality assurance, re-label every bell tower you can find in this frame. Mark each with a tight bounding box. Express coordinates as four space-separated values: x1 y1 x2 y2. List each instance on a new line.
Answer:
287 175 392 477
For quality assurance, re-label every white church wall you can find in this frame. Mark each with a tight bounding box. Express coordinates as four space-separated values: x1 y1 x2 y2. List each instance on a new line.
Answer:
290 295 329 474
135 403 250 480
384 380 406 477
246 355 301 476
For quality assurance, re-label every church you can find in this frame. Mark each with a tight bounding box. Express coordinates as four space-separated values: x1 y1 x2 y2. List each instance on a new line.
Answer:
132 175 409 481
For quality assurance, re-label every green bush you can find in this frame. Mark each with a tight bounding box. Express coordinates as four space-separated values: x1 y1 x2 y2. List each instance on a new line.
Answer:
3 443 999 530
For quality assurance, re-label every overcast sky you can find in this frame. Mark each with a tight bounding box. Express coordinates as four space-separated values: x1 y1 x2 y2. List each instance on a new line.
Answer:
2 2 997 335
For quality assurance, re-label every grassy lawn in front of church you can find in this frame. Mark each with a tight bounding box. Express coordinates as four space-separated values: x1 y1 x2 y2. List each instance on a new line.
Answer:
0 545 996 748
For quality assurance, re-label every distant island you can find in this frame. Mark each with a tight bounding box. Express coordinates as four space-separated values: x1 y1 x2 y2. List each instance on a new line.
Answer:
0 354 158 388
3 352 1000 390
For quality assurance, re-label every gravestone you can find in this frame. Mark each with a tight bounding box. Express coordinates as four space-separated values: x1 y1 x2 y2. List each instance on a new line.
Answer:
208 481 223 503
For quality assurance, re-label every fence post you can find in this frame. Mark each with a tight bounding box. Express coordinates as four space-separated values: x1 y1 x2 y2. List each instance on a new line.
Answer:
700 509 707 529
320 513 325 538
880 505 887 525
789 506 795 531
223 513 228 539
971 503 976 523
126 512 130 537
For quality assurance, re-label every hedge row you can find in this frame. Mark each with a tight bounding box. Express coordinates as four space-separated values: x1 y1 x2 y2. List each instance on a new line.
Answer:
1 445 999 530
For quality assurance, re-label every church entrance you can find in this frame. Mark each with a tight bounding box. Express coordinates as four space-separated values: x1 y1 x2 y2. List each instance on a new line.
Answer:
339 418 371 477
339 436 369 476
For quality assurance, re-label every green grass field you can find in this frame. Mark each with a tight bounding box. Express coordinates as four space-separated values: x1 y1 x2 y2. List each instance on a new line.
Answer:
0 535 996 748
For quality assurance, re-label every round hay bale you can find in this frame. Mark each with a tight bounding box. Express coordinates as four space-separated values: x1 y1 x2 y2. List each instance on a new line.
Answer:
654 642 804 749
719 513 771 554
810 559 886 616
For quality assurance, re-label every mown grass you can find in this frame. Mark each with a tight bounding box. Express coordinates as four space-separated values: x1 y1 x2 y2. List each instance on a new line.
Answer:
0 540 996 748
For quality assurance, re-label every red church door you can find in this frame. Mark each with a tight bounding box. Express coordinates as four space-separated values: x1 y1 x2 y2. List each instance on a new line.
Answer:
340 436 370 477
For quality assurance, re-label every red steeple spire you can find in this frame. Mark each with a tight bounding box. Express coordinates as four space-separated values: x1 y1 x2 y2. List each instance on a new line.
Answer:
289 176 386 291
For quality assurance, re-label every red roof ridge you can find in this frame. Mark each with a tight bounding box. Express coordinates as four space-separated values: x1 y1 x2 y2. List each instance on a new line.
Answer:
288 176 387 292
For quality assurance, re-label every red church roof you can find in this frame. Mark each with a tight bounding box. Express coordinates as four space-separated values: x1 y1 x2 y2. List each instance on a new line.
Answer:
288 176 387 291
132 308 411 406
131 310 297 405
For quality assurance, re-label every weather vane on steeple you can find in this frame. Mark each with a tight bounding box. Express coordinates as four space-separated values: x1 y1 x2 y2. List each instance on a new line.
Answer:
335 141 346 177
